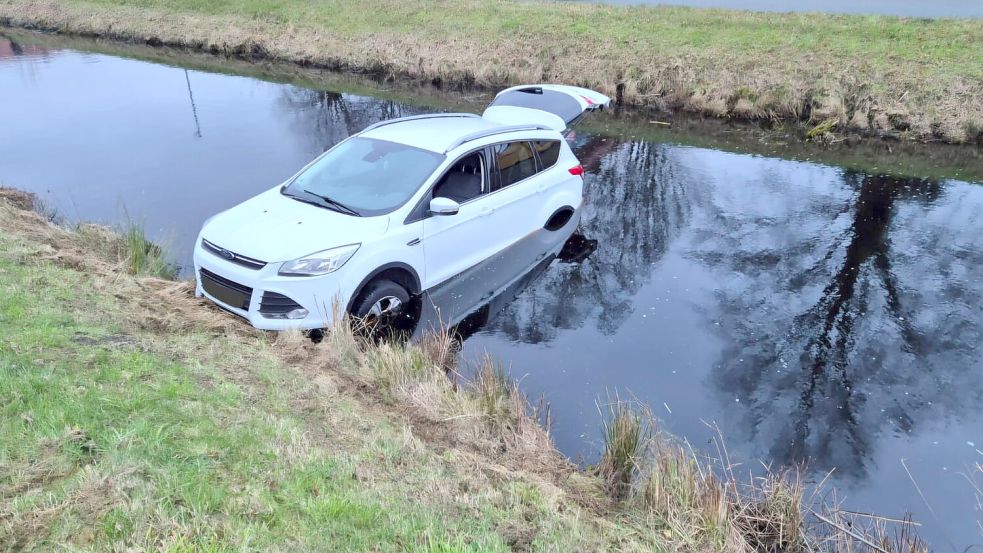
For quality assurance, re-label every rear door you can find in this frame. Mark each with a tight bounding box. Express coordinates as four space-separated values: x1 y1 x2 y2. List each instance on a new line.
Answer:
483 140 550 253
482 84 611 132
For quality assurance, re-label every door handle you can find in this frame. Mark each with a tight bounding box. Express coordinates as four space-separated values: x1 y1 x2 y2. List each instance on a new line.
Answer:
480 206 494 217
536 182 548 193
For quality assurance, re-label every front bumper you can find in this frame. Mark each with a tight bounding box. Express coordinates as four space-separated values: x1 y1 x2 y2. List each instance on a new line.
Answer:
192 240 354 331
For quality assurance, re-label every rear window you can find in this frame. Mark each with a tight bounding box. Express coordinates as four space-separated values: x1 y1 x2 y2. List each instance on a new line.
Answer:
532 140 561 169
493 142 537 190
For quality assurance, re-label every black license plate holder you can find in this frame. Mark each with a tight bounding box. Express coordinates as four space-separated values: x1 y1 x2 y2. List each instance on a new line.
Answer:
200 272 251 310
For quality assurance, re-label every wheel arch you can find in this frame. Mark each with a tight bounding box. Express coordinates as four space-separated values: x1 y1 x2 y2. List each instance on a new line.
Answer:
544 205 576 231
346 262 422 313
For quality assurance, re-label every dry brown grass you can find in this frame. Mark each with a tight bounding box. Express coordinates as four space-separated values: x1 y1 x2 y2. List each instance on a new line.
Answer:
1 0 981 143
0 428 127 551
600 397 932 553
0 188 251 338
271 320 566 478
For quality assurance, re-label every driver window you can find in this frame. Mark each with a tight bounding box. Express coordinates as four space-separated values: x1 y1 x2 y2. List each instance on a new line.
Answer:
432 151 485 203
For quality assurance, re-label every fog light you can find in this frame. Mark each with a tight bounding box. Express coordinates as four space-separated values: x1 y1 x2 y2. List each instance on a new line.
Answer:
285 308 309 320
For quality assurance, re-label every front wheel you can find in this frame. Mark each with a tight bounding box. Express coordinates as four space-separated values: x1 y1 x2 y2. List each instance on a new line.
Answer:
349 279 411 339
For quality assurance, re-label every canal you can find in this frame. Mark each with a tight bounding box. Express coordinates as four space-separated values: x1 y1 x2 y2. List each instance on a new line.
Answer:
2 30 982 548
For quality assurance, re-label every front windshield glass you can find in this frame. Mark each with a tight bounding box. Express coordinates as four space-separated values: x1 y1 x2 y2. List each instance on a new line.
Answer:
284 137 445 215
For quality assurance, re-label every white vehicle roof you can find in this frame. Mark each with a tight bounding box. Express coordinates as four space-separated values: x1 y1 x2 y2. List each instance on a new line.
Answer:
358 84 611 154
360 114 533 154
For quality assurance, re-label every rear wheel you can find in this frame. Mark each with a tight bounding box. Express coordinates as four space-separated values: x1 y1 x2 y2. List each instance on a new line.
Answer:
349 279 411 339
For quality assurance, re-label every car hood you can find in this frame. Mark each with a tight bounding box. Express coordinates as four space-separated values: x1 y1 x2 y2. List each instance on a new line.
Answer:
201 187 390 262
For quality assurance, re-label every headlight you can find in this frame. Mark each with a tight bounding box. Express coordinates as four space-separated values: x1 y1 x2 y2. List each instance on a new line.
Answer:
278 244 360 276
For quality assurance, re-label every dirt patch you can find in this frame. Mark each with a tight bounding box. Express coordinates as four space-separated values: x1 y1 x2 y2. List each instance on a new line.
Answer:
72 332 136 348
1 470 123 551
0 429 85 501
0 427 121 551
0 188 36 212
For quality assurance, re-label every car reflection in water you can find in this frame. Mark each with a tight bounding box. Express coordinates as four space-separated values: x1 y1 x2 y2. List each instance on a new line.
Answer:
402 209 596 349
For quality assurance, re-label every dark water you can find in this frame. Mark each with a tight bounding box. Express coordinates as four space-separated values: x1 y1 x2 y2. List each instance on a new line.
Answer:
578 0 983 18
2 33 983 549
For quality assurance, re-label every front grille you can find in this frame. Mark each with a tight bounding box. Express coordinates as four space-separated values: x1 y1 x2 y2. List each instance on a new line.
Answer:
199 268 253 310
259 291 304 315
202 239 266 270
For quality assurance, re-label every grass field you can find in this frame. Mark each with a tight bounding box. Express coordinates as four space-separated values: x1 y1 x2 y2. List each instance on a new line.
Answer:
1 0 981 143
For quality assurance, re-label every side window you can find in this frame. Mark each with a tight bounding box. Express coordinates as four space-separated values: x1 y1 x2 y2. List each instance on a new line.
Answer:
532 140 561 170
432 151 485 204
492 142 537 191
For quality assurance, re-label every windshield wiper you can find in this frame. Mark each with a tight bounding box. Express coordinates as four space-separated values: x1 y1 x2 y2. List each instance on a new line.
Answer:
302 190 362 217
284 188 362 217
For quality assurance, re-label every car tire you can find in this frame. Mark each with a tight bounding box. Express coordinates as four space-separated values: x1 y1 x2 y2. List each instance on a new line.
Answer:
349 279 411 339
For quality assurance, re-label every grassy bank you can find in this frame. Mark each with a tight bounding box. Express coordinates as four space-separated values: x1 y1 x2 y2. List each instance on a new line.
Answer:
0 190 619 550
1 0 981 144
0 188 933 551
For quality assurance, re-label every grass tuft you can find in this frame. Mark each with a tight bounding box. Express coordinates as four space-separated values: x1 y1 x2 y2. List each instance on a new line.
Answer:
122 223 175 279
472 357 517 420
598 396 646 500
806 117 840 140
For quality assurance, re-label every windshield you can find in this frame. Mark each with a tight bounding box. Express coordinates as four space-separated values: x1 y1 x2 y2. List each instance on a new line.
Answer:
283 137 445 216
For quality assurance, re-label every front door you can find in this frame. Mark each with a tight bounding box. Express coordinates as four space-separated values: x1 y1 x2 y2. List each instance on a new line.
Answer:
421 149 498 288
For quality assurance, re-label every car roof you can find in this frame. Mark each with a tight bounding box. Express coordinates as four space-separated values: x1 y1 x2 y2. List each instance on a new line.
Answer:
359 114 549 154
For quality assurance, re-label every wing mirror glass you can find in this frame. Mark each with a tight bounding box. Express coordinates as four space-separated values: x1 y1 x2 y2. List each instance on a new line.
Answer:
429 197 460 216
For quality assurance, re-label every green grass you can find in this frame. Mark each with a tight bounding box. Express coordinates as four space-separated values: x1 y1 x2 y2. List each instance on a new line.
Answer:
3 0 980 142
0 225 591 551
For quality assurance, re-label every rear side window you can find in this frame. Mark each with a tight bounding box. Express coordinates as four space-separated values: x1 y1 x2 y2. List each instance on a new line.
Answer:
532 140 561 169
493 141 537 190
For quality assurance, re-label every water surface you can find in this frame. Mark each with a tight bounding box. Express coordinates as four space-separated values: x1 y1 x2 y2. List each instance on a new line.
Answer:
2 32 982 549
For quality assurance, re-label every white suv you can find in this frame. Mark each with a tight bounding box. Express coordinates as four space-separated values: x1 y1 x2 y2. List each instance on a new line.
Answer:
193 84 610 332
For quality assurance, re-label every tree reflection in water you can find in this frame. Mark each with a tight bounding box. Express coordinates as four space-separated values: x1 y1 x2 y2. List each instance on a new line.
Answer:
468 132 979 481
701 171 972 477
277 88 425 153
482 137 700 339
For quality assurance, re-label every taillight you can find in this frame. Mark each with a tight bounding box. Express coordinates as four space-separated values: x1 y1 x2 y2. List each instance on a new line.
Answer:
568 165 584 176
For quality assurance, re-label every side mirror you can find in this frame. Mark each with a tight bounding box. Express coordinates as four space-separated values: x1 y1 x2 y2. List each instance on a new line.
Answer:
429 197 460 216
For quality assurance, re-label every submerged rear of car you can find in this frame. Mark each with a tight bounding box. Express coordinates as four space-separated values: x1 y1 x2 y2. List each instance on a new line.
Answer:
194 84 610 331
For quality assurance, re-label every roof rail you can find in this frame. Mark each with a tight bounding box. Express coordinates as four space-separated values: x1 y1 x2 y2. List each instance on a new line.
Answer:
360 113 481 134
444 124 551 153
